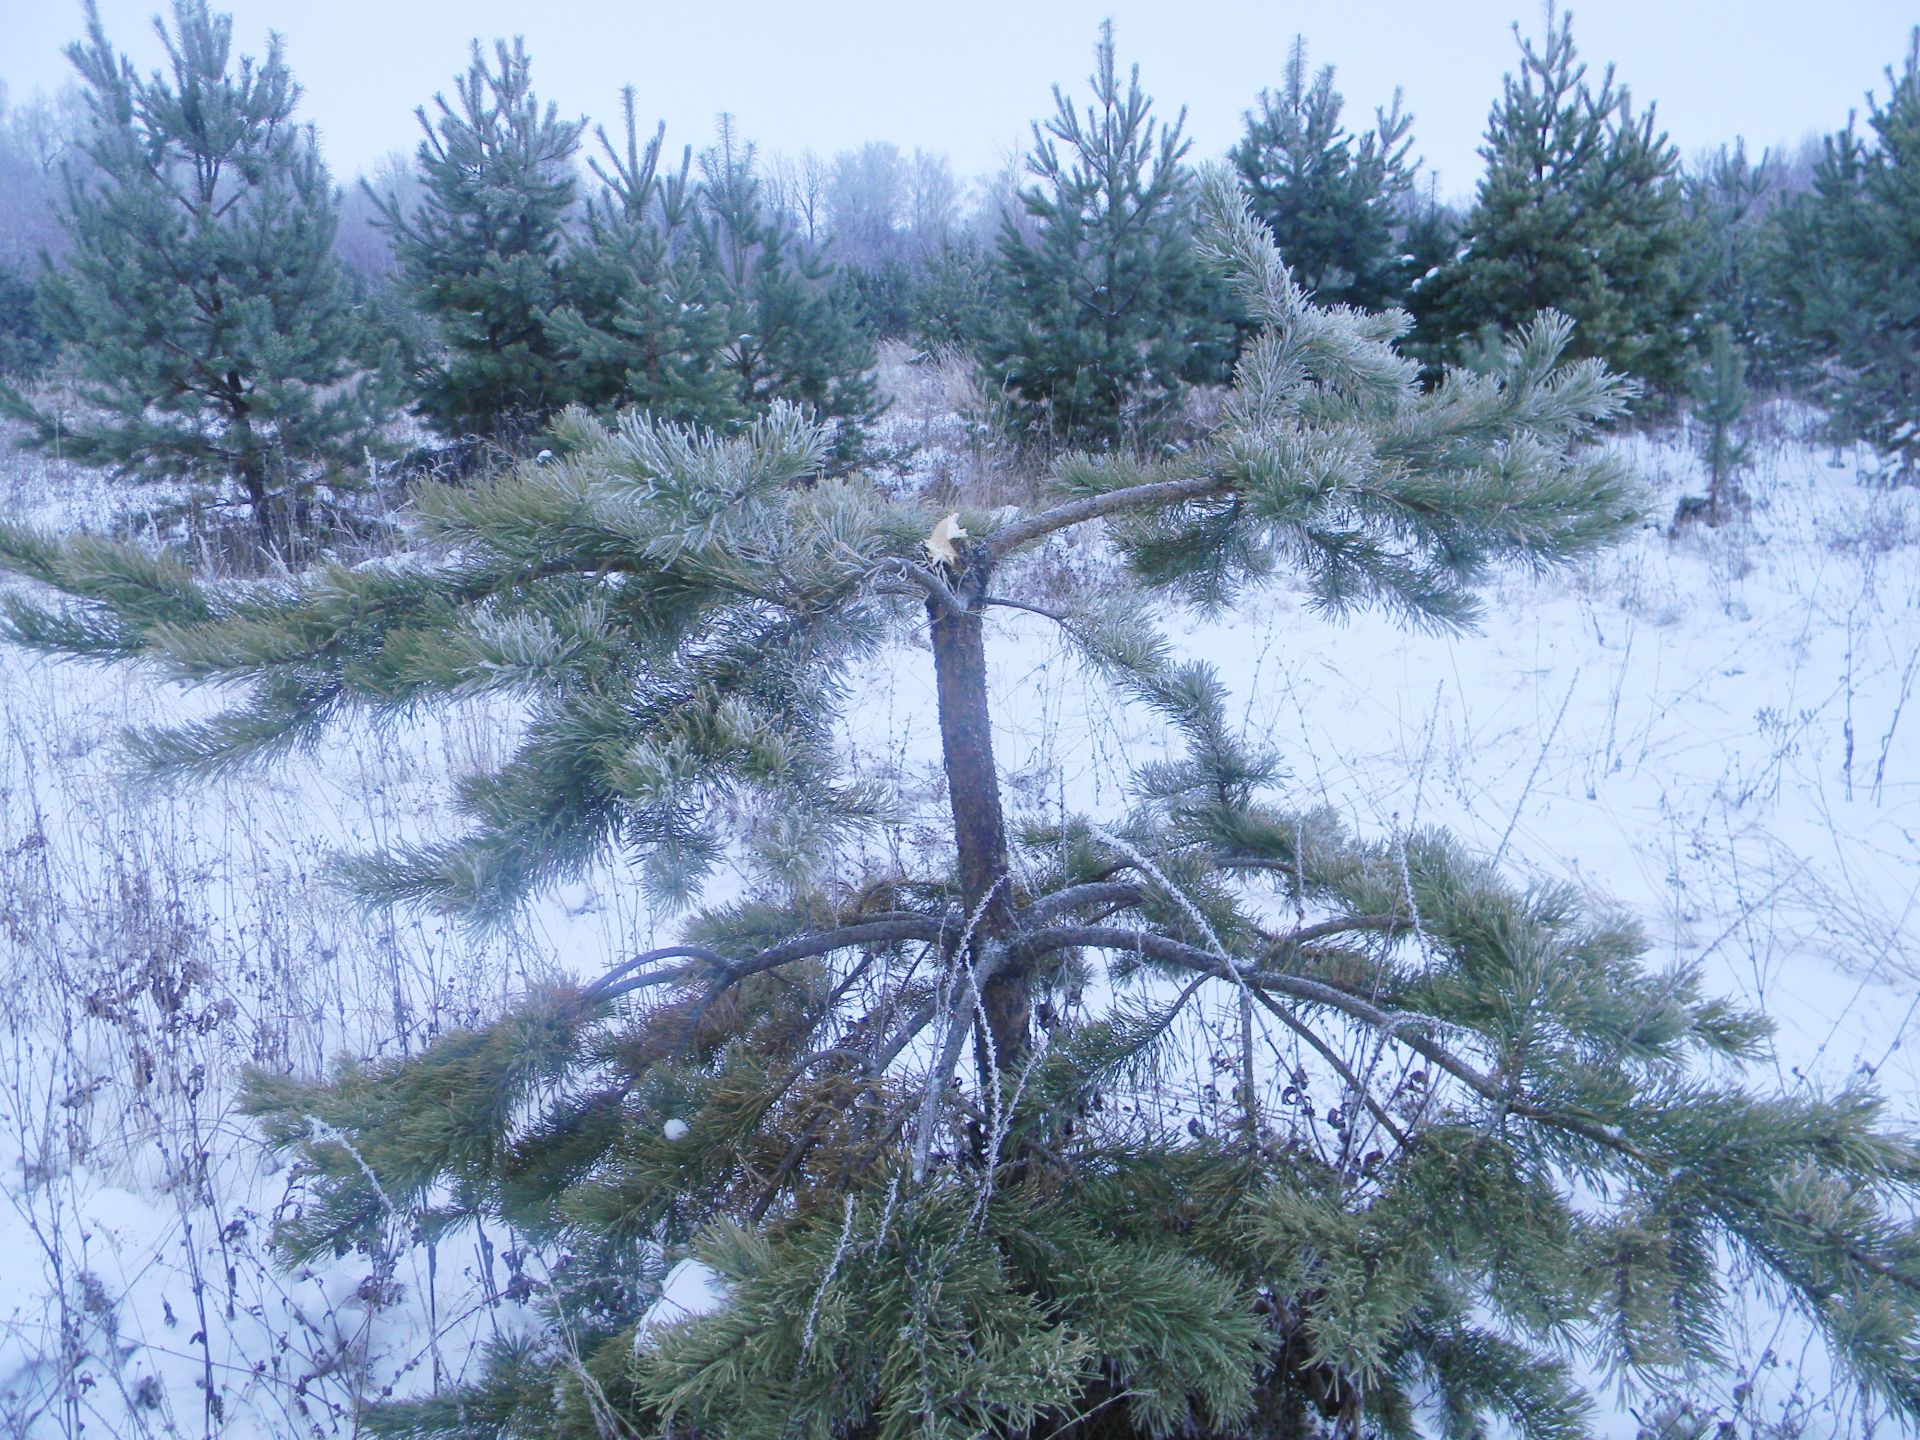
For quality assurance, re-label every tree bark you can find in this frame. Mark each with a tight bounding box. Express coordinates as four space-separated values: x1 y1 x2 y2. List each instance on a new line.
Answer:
926 570 1026 1083
229 392 277 558
920 477 1244 1089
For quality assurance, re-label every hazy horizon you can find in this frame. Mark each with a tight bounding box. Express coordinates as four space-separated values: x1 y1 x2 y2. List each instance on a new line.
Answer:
2 1 1915 203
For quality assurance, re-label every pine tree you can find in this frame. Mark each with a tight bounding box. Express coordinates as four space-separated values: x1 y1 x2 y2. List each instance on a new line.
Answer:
1768 31 1920 481
375 38 583 444
1683 141 1775 363
1673 323 1750 530
1418 5 1699 396
516 101 880 451
0 263 54 380
0 0 385 552
907 237 1000 353
546 91 741 429
980 22 1237 450
1395 182 1465 378
689 118 882 467
6 171 1920 1439
1230 37 1417 312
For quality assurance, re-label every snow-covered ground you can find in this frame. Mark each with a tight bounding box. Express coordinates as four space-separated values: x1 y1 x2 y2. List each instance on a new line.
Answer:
1 389 1916 1439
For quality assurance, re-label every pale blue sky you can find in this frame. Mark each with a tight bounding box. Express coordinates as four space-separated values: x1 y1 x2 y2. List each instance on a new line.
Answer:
3 1 1914 200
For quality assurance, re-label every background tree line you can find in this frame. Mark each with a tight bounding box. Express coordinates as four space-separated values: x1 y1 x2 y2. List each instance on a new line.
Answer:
0 0 1916 546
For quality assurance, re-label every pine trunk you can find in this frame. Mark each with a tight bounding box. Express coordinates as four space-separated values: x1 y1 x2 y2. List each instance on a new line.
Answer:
229 390 277 557
925 587 1027 1083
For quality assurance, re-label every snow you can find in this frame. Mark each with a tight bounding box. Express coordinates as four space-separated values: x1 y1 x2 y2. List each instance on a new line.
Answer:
631 1259 728 1354
2 399 1917 1438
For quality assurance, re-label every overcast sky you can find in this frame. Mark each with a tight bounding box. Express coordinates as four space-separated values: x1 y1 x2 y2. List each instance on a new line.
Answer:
3 1 1915 202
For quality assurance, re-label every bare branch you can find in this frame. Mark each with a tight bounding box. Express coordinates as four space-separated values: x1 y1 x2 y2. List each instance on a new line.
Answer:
867 556 965 617
746 1109 837 1223
981 473 1231 564
1010 921 1649 1162
1017 881 1145 928
593 915 946 1005
724 916 950 983
581 943 729 1002
1242 983 1410 1149
911 942 1012 1182
740 997 944 1224
979 594 1074 626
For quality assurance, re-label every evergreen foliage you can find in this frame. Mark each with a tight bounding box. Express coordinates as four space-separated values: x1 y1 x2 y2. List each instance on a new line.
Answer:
907 238 1000 354
979 23 1236 450
686 119 882 467
1417 6 1699 396
0 263 55 380
549 104 883 459
1677 323 1750 528
547 91 741 429
1230 37 1418 312
1682 141 1776 366
1767 31 1920 481
842 256 912 341
375 38 584 443
6 172 1920 1439
0 0 386 551
1391 184 1463 379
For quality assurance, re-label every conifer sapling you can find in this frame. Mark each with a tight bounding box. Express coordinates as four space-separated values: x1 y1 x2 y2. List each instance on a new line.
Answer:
1 0 389 554
1417 4 1699 396
4 169 1919 1440
1768 30 1920 481
1231 36 1417 312
374 38 584 444
980 22 1236 450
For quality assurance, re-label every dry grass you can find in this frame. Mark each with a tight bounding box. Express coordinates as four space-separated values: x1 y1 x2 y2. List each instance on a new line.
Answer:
1 389 1917 1438
0 434 596 1437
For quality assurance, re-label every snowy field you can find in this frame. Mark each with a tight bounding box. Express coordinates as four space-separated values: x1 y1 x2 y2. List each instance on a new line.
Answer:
1 379 1917 1438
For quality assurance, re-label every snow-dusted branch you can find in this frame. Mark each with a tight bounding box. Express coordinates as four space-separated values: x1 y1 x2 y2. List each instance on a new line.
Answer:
1009 921 1655 1162
588 915 948 1005
981 473 1232 565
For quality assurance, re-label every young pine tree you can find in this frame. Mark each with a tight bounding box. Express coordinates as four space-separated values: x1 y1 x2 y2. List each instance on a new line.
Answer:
690 118 882 467
981 22 1237 451
546 91 741 430
907 237 1001 354
1419 5 1699 396
0 0 386 552
1391 181 1464 380
1674 322 1751 530
0 263 54 381
1230 37 1418 312
376 38 583 445
5 172 1920 1440
1683 141 1775 364
1768 31 1920 482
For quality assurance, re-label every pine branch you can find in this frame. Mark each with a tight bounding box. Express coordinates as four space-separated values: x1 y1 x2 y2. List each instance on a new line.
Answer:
1016 881 1146 927
580 944 731 1003
1013 921 1656 1162
593 916 947 1005
1241 980 1411 1149
983 472 1230 564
